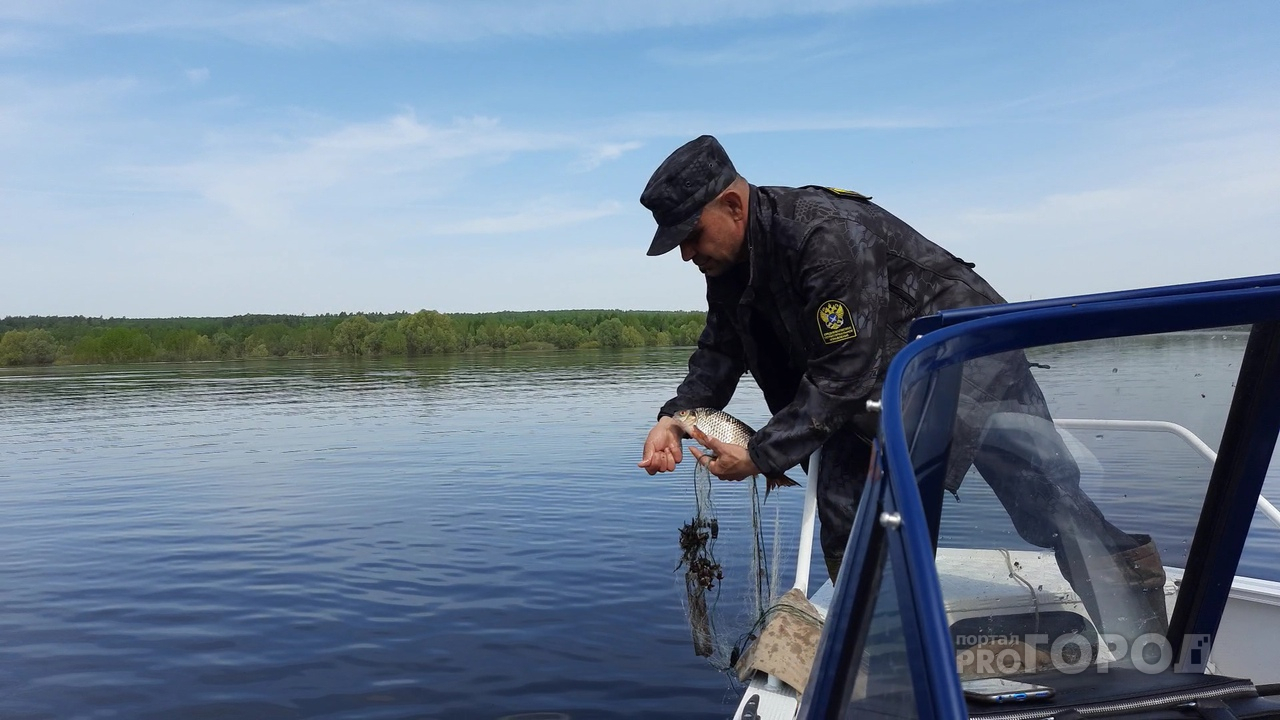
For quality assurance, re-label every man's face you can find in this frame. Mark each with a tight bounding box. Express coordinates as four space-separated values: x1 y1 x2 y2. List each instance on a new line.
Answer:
678 199 745 277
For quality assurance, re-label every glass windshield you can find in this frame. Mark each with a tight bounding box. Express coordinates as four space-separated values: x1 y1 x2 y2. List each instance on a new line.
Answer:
844 550 919 719
904 328 1263 679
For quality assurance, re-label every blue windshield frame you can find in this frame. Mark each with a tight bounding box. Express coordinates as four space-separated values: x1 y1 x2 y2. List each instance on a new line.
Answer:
909 273 1280 337
801 274 1280 720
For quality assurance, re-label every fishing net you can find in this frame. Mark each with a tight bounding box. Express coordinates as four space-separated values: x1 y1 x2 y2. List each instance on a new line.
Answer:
676 461 784 673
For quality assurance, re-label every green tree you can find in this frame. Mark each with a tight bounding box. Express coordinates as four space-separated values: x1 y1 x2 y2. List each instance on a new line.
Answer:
161 329 202 359
212 333 238 359
333 315 374 356
672 320 705 346
471 322 529 349
27 329 59 363
593 318 627 349
501 325 530 348
530 321 586 350
0 329 58 366
620 325 644 348
0 331 25 365
189 335 217 361
299 327 332 356
0 309 708 363
243 339 270 358
246 323 297 357
399 311 460 355
94 327 155 363
365 322 407 356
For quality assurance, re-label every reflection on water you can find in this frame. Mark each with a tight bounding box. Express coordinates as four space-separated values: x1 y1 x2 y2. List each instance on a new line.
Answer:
0 339 1277 718
0 351 776 720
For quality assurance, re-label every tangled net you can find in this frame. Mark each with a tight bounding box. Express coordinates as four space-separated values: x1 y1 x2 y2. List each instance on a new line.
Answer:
676 460 781 672
677 516 722 657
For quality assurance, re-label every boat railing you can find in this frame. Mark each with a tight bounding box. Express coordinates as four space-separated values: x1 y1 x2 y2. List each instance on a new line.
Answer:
792 448 821 596
786 419 1280 597
749 448 822 694
1056 418 1280 531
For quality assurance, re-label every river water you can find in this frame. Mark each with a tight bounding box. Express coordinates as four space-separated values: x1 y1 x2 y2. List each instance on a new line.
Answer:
1 342 1277 719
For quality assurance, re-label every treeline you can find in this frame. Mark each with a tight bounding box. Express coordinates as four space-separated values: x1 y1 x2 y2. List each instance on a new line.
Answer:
0 310 707 367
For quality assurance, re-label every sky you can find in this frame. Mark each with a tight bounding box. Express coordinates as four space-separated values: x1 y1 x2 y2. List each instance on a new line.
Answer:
2 0 1279 318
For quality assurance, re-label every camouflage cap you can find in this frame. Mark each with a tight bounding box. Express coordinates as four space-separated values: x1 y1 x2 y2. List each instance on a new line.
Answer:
640 135 738 256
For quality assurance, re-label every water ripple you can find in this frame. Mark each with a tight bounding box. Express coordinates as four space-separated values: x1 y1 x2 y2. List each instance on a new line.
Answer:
1 345 1275 718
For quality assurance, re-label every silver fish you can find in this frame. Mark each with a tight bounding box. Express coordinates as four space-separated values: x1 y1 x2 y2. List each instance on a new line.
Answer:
671 407 801 494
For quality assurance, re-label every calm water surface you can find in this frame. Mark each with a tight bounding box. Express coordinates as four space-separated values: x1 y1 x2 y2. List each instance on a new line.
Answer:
1 343 1277 719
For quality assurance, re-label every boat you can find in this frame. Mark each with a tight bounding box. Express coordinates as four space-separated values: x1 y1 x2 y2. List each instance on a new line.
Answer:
730 273 1280 719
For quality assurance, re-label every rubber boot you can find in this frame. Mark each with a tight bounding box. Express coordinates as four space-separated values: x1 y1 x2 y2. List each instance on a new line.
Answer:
1058 533 1169 649
1114 534 1170 637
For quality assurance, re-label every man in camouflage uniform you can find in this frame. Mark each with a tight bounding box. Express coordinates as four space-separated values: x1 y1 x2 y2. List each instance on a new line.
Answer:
636 135 1168 641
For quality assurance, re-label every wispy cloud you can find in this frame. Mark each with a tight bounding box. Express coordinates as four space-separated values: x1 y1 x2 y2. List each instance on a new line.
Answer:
3 0 1276 319
574 141 643 171
130 113 572 227
647 29 854 67
4 0 934 46
0 75 141 159
108 102 944 229
931 110 1280 300
432 201 623 235
598 110 945 141
0 28 44 54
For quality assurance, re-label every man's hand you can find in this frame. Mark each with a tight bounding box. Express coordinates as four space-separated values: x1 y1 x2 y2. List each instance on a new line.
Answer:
638 416 686 475
687 426 761 481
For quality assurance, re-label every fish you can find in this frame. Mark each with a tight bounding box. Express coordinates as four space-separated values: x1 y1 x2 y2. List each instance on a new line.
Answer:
671 407 801 494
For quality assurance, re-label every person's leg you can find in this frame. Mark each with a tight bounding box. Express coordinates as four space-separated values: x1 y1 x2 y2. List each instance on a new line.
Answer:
817 426 873 582
947 352 1168 644
973 409 1169 644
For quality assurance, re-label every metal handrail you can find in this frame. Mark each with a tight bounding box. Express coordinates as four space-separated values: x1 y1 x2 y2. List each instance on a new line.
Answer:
792 447 820 595
755 448 823 692
789 419 1280 598
1056 418 1280 531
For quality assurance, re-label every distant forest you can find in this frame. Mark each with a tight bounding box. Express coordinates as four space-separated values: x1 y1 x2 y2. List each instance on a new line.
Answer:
0 310 707 367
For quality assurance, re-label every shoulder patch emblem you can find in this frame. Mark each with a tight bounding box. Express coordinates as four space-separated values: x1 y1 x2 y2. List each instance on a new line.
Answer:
824 186 871 201
817 300 857 344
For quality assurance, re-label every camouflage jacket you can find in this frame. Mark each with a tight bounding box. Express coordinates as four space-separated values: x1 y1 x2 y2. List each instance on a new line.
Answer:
659 184 1007 478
